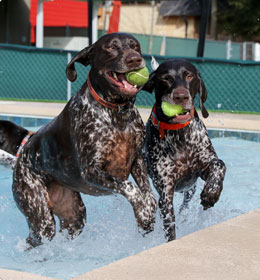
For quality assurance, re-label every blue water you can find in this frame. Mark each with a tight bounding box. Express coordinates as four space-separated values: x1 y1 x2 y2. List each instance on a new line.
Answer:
0 136 260 279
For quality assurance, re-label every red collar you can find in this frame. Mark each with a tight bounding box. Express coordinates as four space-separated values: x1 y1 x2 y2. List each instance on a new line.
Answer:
152 104 194 139
87 76 129 111
16 132 34 158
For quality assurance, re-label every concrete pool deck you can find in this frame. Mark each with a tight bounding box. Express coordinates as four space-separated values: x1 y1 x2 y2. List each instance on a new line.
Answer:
0 100 260 280
1 100 260 131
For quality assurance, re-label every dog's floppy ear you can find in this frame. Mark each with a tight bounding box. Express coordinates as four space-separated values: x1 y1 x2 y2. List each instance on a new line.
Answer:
197 72 209 118
66 44 95 82
142 71 156 93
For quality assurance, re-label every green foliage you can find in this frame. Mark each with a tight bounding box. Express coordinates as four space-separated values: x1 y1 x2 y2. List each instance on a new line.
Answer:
217 0 260 40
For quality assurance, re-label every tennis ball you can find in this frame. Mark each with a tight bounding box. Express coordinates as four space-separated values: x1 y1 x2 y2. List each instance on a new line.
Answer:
126 66 149 86
161 102 183 117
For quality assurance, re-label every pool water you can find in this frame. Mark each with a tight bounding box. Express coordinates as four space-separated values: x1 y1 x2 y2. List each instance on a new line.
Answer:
0 136 260 279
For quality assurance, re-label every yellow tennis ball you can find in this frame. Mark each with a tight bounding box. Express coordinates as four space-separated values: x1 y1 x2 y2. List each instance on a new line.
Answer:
161 102 183 117
126 67 149 86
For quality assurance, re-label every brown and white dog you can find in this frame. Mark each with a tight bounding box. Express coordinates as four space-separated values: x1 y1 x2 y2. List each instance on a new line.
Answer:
1 33 157 247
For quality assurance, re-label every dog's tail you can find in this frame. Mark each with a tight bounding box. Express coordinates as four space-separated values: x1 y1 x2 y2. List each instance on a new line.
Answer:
0 149 16 169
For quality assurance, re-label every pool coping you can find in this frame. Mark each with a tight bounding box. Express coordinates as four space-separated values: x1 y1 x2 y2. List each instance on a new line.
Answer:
73 209 260 280
0 209 259 280
0 101 260 280
1 100 260 132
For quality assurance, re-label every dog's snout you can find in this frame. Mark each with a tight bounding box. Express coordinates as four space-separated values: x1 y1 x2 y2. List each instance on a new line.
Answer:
125 53 142 68
172 88 189 103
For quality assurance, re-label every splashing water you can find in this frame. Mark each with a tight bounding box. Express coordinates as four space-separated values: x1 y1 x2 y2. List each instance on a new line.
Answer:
0 137 260 279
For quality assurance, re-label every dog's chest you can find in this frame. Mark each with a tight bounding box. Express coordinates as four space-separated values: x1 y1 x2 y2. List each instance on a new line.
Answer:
155 136 194 173
101 129 136 179
150 123 207 178
148 119 217 188
73 105 144 180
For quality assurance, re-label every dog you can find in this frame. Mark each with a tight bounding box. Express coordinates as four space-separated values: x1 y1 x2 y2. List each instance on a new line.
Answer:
6 33 157 247
0 148 16 167
143 59 226 241
0 120 32 167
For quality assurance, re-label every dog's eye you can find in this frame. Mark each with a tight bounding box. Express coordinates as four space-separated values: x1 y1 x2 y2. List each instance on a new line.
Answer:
129 40 140 51
106 44 118 51
131 44 140 51
186 74 194 81
161 75 174 83
107 46 115 51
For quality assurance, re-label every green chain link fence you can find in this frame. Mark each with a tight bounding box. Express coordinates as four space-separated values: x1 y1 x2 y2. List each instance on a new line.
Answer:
128 33 242 59
0 43 260 113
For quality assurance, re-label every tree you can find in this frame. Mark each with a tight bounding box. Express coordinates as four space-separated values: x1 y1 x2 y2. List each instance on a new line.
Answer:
217 0 260 41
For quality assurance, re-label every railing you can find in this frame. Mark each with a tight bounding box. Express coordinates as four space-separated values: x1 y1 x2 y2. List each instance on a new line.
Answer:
1 44 260 113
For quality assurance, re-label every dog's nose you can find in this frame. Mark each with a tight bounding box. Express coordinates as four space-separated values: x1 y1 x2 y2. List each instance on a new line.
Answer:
125 53 143 68
173 88 189 103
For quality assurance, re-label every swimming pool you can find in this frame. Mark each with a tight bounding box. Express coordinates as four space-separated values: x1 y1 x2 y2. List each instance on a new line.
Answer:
0 115 260 279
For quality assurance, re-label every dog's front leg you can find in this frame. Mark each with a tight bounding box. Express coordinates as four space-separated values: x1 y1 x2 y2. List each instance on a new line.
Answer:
159 188 176 241
131 153 157 226
200 159 226 210
86 165 155 233
152 173 176 241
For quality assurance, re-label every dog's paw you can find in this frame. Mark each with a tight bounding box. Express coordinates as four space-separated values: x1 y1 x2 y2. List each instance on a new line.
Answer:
136 207 156 235
200 180 223 210
138 220 155 237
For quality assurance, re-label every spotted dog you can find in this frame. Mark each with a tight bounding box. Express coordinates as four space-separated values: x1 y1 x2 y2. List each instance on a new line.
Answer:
0 149 16 167
10 33 157 247
143 59 226 241
0 120 32 168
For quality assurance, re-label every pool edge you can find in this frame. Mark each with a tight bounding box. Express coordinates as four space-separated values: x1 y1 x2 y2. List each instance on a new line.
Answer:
1 208 259 280
1 101 260 132
72 208 260 280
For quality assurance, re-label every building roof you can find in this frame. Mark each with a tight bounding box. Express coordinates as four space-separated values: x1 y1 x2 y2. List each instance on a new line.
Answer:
159 0 201 17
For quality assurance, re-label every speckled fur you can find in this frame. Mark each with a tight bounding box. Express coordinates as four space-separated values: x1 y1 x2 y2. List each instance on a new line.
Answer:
143 59 226 241
0 149 16 167
11 33 157 247
0 120 31 168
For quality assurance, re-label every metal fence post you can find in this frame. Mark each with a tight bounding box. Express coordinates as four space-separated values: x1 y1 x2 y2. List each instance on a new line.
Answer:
254 43 260 61
197 0 211 57
67 52 72 101
226 40 232 60
148 1 155 55
160 36 166 56
242 42 247 60
36 0 44 48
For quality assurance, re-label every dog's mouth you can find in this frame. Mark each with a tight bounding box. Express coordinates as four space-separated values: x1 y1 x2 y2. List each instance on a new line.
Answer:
107 71 139 95
162 106 194 124
172 108 193 123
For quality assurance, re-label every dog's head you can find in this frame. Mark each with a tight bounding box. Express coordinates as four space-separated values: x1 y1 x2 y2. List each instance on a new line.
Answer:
66 33 146 98
0 120 28 155
144 59 209 123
